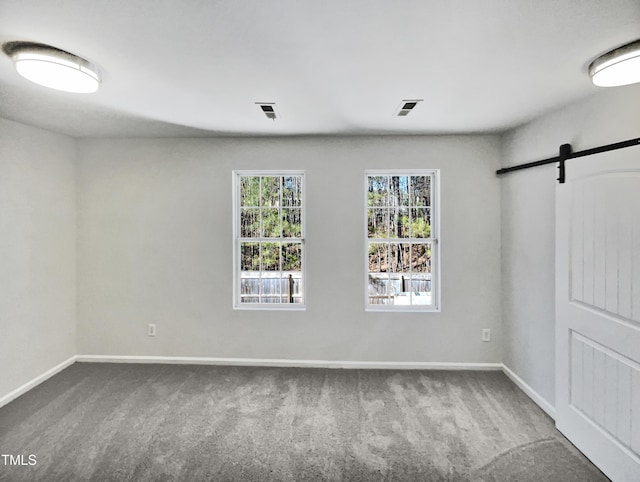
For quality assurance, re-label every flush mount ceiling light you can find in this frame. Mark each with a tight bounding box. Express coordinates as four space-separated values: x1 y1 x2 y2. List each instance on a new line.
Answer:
2 41 101 93
395 99 423 116
589 39 640 87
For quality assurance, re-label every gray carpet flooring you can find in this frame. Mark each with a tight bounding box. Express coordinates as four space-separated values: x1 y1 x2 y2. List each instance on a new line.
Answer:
0 363 607 481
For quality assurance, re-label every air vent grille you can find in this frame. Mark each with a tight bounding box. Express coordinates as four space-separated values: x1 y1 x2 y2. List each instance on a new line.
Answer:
256 102 278 120
395 99 423 116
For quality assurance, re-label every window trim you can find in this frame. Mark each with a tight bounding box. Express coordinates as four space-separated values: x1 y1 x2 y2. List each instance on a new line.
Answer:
364 169 441 312
232 170 306 311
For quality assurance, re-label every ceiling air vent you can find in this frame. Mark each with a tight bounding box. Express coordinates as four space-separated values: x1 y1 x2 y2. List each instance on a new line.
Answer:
395 99 423 116
256 102 278 120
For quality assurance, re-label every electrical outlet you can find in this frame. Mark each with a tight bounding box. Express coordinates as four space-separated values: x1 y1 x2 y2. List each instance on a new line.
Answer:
148 323 156 337
482 328 491 342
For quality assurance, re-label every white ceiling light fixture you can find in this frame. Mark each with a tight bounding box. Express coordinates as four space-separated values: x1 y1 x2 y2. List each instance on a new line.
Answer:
2 41 101 93
589 39 640 87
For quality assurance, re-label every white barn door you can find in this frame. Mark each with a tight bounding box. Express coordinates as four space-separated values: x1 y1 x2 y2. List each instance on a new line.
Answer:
556 144 640 481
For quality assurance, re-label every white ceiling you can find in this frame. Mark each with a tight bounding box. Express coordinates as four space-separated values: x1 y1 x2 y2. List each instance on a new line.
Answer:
0 0 638 138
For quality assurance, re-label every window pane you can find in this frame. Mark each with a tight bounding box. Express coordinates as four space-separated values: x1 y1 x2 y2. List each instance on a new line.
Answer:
261 272 281 299
261 177 280 207
262 242 280 271
240 242 260 271
282 208 301 238
389 274 403 296
389 243 411 273
390 208 410 238
389 274 413 305
280 274 302 303
368 176 388 207
240 276 260 303
262 208 280 238
368 242 389 273
410 273 431 294
291 277 303 303
368 273 390 305
390 176 409 207
240 208 260 237
283 176 302 207
368 208 389 238
410 176 431 207
282 242 302 271
410 208 431 238
412 243 431 273
409 269 432 306
240 176 260 206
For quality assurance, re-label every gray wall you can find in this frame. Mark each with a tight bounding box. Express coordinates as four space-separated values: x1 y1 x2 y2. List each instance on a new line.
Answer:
0 118 76 398
76 135 502 362
12 82 637 400
500 82 640 407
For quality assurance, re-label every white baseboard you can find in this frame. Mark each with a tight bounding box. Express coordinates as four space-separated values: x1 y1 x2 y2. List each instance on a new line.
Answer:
76 355 503 371
0 355 77 409
502 364 556 420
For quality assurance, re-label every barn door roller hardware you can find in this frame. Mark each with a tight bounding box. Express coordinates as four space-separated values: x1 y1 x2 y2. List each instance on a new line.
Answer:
496 137 640 183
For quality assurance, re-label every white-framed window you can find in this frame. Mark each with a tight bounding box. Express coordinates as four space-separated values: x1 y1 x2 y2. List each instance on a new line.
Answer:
365 170 440 311
233 171 305 309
